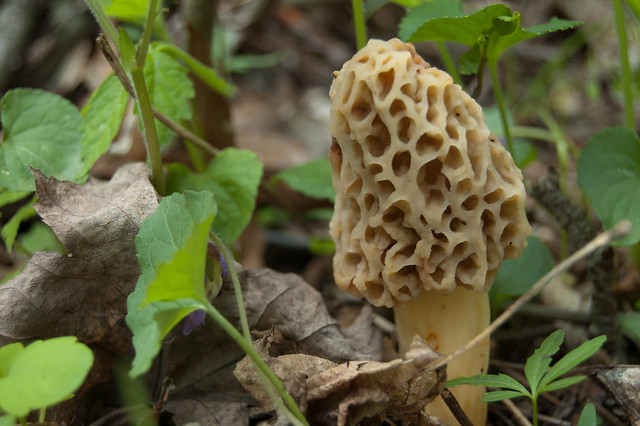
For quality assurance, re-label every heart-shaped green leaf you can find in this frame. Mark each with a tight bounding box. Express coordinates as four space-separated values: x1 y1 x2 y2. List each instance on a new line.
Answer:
126 190 217 377
0 89 84 192
80 74 128 175
0 337 93 417
270 157 335 202
166 148 263 243
577 126 640 246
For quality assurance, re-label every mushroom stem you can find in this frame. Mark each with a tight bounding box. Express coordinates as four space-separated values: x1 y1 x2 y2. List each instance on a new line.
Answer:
393 287 490 426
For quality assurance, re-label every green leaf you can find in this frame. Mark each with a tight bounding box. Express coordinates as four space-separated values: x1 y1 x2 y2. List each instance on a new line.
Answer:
577 127 640 246
166 148 263 243
80 74 129 175
99 0 148 24
489 236 554 312
397 0 464 41
0 190 29 209
511 139 538 168
0 89 84 192
365 0 391 18
0 343 23 377
0 337 93 417
309 236 335 256
390 0 422 9
402 4 511 45
270 158 335 202
577 403 598 426
1 203 36 253
0 415 17 426
401 4 580 74
483 106 537 168
482 390 525 402
126 191 217 377
539 375 586 393
127 297 204 377
617 311 640 348
525 329 564 395
153 42 236 97
448 373 529 395
144 215 213 305
17 222 63 254
143 43 195 147
487 16 582 66
119 28 137 73
538 335 606 391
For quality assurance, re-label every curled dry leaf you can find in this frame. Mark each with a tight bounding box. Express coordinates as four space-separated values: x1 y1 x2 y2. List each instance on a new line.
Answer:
594 366 640 422
0 163 158 353
234 334 446 426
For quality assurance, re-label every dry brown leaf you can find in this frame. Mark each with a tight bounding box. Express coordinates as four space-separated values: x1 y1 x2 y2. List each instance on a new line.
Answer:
233 331 335 415
0 163 158 354
163 394 250 425
234 335 446 425
165 266 382 397
594 365 640 423
306 336 446 425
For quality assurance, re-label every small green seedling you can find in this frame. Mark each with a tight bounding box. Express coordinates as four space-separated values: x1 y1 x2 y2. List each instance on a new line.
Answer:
0 336 94 425
577 402 600 426
448 330 606 426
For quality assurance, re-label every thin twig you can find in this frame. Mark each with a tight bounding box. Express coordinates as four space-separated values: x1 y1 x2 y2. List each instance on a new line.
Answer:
440 388 473 426
501 398 532 426
427 220 631 370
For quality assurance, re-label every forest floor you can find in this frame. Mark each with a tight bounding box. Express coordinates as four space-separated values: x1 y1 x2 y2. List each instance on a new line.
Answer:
0 0 639 425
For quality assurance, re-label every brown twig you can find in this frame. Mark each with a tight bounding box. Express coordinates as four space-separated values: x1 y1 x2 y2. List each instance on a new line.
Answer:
426 220 631 371
501 398 532 426
440 388 473 426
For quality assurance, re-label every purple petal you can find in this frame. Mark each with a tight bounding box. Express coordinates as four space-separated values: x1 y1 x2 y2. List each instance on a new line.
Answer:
219 252 229 277
183 309 206 335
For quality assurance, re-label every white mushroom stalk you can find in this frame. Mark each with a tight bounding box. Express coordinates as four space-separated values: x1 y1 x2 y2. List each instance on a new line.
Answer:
329 39 531 425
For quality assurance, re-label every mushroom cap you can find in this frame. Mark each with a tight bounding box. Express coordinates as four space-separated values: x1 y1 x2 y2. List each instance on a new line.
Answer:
329 38 532 308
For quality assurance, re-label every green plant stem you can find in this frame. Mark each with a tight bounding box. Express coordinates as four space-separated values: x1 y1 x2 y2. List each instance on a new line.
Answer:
472 41 489 99
83 0 120 47
531 396 539 426
436 42 462 86
351 0 367 50
613 0 635 128
207 233 307 424
488 60 514 154
38 407 45 423
137 0 159 68
203 303 308 425
130 68 165 195
511 126 554 143
537 110 575 194
208 232 250 340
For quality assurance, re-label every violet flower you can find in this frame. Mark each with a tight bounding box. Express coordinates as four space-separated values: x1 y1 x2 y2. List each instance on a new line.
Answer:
182 242 229 335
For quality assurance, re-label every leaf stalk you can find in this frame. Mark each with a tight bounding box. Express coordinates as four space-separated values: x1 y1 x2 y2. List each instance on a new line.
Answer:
613 0 635 128
488 60 514 154
351 0 367 50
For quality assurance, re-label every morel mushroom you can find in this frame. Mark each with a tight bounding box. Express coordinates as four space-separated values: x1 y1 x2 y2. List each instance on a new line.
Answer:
329 39 531 425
